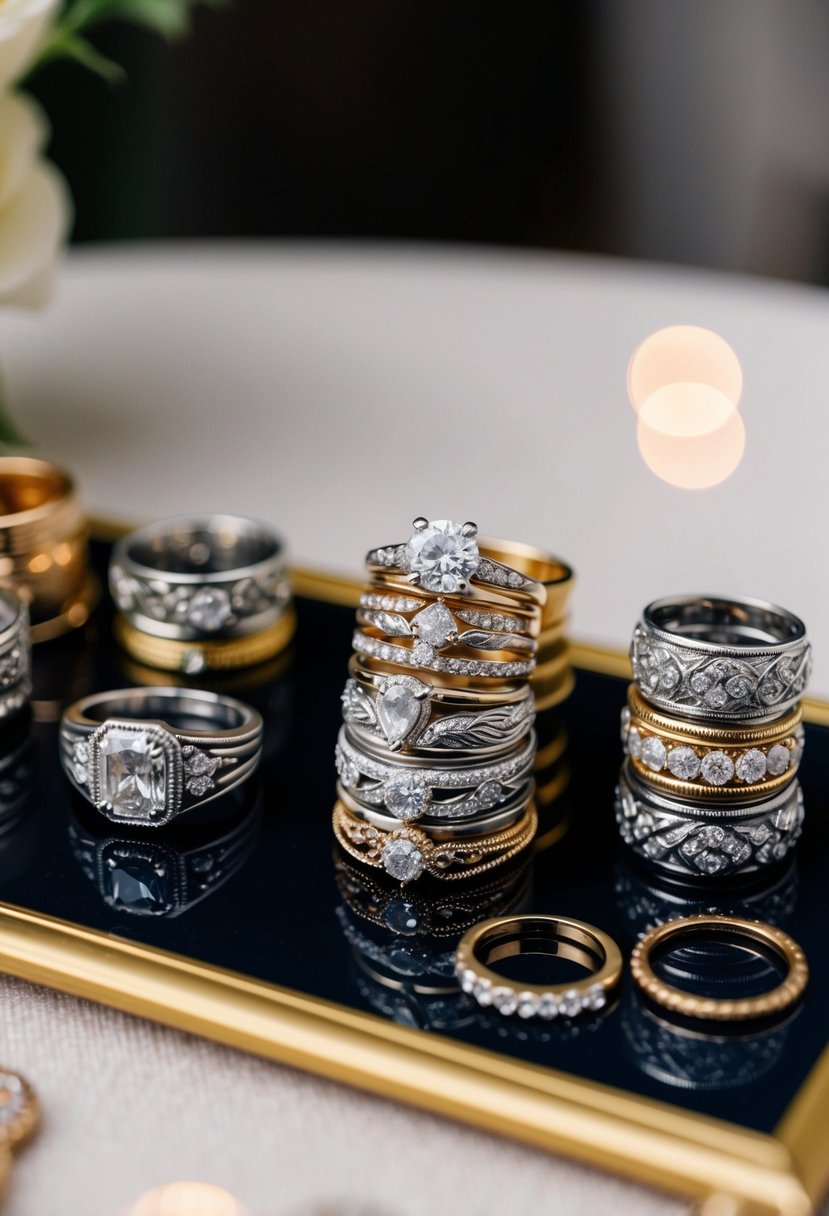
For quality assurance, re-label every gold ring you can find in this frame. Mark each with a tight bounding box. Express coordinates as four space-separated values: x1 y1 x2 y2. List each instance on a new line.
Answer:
478 536 574 633
0 457 93 641
630 914 808 1022
332 800 537 883
455 914 622 1019
624 685 803 799
114 608 296 673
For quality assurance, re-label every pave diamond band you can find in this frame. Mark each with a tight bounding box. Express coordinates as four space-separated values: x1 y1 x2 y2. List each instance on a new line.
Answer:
615 763 804 879
60 687 263 826
632 596 811 721
455 915 623 1021
352 630 535 679
622 688 803 798
0 589 30 724
111 515 292 652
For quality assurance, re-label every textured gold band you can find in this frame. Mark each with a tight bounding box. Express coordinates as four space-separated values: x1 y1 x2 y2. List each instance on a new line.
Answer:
631 914 808 1023
114 609 296 673
332 801 537 882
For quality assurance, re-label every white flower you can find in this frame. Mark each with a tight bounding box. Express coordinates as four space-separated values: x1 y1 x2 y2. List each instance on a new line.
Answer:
0 91 71 308
0 0 59 90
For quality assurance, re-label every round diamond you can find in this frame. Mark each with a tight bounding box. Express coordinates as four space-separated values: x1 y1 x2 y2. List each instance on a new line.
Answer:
667 746 701 780
474 978 493 1005
384 776 431 821
767 744 791 776
627 727 643 759
700 751 735 785
412 602 456 648
516 993 538 1019
703 685 729 710
735 748 767 783
411 641 435 666
640 736 667 772
187 587 232 632
584 983 607 1011
559 989 583 1017
537 993 559 1020
188 774 213 797
459 968 477 994
405 519 480 594
186 750 213 776
492 987 518 1016
382 838 425 882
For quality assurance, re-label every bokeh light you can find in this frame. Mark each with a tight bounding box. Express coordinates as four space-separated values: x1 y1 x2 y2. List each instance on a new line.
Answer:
628 325 743 426
128 1182 247 1216
637 409 746 489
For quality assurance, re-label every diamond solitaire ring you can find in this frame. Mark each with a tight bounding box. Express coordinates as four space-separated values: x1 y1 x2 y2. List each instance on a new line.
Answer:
631 595 811 721
366 518 547 605
110 515 293 673
455 915 623 1021
0 589 30 725
60 687 263 826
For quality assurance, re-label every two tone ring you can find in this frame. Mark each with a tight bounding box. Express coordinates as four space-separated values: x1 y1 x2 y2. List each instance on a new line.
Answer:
110 515 294 673
631 595 811 721
0 590 30 724
455 915 622 1020
60 687 263 826
341 663 535 756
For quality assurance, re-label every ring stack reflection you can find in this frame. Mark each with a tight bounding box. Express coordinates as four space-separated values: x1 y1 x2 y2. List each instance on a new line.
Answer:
334 517 573 884
617 595 811 880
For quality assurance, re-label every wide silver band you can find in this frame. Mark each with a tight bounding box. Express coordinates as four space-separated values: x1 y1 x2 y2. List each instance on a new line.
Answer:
631 595 811 721
0 588 30 724
615 762 804 878
335 727 536 823
60 687 263 826
341 672 535 756
110 515 290 641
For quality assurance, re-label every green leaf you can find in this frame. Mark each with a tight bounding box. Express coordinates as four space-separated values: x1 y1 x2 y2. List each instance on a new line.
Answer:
36 31 126 81
0 373 31 449
87 0 195 38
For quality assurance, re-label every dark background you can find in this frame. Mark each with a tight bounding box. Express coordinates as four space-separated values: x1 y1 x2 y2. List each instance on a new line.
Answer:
27 0 829 283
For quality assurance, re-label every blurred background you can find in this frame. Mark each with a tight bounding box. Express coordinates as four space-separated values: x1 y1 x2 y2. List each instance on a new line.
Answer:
29 0 829 283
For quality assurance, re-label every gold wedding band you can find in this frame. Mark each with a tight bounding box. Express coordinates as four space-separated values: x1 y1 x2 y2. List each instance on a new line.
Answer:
114 609 296 673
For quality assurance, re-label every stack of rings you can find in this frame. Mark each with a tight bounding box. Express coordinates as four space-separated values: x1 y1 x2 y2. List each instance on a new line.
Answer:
109 515 295 674
617 596 811 879
335 517 573 883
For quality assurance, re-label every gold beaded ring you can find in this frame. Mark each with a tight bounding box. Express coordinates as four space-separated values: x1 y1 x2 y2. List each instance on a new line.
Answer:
630 914 809 1023
455 914 622 1020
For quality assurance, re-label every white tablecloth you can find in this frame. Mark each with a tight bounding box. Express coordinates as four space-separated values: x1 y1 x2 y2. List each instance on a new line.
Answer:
2 243 827 1215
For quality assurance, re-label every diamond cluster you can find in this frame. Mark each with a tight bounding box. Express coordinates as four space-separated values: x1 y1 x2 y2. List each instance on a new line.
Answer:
622 714 801 788
458 969 607 1020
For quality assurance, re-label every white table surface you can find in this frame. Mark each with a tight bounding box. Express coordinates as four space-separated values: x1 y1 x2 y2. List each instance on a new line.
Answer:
2 243 827 1215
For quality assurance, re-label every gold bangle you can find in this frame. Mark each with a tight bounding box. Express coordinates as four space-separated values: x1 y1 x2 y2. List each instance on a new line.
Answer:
0 457 93 641
455 914 622 1019
624 685 803 799
114 608 296 673
332 800 537 883
630 914 808 1022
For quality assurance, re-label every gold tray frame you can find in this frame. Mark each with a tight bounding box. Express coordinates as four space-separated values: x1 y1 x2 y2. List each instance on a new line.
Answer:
1 560 827 1216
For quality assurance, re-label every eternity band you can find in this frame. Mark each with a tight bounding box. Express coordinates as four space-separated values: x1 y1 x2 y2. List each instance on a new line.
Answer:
0 590 30 724
455 915 622 1020
615 763 804 879
631 914 808 1023
631 595 811 721
60 686 263 826
110 514 291 642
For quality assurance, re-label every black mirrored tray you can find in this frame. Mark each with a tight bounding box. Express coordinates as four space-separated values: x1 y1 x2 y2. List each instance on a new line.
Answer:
0 539 827 1215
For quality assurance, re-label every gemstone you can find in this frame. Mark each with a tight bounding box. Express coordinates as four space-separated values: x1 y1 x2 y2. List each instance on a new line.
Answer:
182 649 206 675
585 983 607 1011
620 707 631 744
735 748 767 783
377 682 426 748
74 741 90 763
492 987 518 1015
703 686 729 710
640 737 667 772
107 859 171 914
477 780 503 809
384 776 430 821
559 989 583 1017
627 727 643 759
792 727 805 763
766 744 791 776
385 900 420 935
187 774 214 797
382 838 425 882
700 751 735 785
659 662 680 690
667 746 701 780
690 671 712 694
516 993 538 1019
411 642 435 666
73 762 88 784
474 979 493 1005
459 968 477 994
184 749 213 776
98 727 168 819
405 519 480 594
411 602 457 648
187 587 232 631
537 993 560 1020
697 851 726 874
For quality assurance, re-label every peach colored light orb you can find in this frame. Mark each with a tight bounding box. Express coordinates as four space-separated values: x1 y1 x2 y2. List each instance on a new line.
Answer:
637 409 746 489
638 382 736 438
628 325 743 428
128 1182 247 1216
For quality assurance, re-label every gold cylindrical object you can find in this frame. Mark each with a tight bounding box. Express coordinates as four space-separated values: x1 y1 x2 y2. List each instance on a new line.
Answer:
114 608 296 674
0 457 95 642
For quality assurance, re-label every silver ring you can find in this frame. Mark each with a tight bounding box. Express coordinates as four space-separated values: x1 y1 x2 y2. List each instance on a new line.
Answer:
341 672 535 756
366 517 545 603
631 595 811 721
110 515 290 640
615 762 804 878
60 687 263 826
337 783 533 836
336 726 536 823
0 589 30 724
